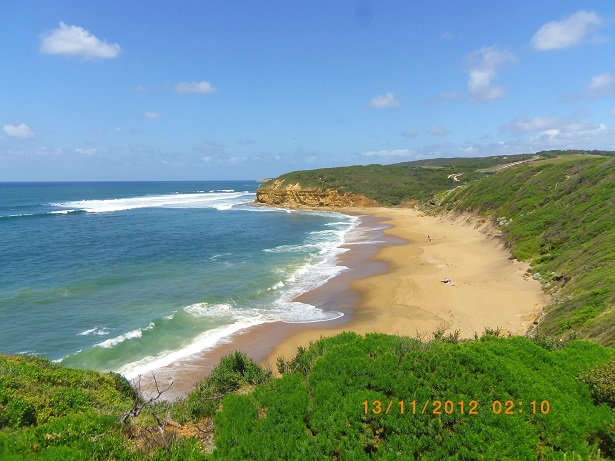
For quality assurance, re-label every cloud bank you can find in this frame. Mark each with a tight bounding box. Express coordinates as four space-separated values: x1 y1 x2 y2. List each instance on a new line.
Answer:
3 123 35 139
173 81 218 95
40 22 122 59
531 11 603 51
465 46 516 102
368 92 400 109
588 73 615 98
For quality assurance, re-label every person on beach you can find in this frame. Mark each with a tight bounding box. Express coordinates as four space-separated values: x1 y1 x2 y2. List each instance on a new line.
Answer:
428 235 432 241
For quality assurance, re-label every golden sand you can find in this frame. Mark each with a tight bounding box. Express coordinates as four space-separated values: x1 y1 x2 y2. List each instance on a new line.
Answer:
263 207 547 370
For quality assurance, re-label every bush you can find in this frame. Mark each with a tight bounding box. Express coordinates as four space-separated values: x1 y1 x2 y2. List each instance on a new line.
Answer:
173 350 272 423
210 333 615 460
581 361 615 408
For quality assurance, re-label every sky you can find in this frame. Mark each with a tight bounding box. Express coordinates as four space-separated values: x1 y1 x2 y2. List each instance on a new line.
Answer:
1 1 615 181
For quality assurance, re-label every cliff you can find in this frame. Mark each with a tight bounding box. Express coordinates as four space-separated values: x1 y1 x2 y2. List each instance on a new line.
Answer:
255 179 377 208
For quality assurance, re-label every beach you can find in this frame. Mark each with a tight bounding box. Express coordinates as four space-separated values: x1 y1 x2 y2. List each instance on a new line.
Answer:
144 206 548 399
262 207 548 370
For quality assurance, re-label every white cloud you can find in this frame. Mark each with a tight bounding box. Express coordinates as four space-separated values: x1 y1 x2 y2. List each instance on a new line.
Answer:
501 116 562 136
531 11 603 51
173 81 218 95
135 85 156 93
401 129 419 138
588 73 615 98
361 149 413 158
499 114 615 150
439 32 458 41
465 46 516 102
528 122 609 146
40 22 121 59
75 147 98 156
3 123 35 139
228 156 247 165
143 111 160 118
427 126 450 136
368 92 400 109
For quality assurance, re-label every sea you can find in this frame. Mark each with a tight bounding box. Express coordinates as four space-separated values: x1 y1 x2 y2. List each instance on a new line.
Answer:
0 181 367 379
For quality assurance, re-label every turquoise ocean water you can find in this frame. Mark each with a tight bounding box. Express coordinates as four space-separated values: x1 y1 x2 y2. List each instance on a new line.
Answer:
0 181 361 378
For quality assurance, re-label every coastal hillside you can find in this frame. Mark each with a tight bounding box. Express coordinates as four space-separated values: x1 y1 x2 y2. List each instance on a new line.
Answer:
255 150 611 207
439 155 615 346
3 334 615 459
257 150 615 347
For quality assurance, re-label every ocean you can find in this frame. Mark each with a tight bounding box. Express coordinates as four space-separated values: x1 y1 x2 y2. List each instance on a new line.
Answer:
0 181 363 379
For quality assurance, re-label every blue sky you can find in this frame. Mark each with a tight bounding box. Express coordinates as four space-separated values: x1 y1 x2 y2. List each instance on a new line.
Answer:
1 1 615 180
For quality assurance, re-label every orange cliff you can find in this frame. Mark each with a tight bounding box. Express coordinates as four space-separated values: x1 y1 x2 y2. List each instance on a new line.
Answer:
255 179 377 208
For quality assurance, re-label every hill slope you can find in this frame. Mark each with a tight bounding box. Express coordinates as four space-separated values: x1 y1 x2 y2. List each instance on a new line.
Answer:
256 150 612 206
438 156 615 346
2 334 615 460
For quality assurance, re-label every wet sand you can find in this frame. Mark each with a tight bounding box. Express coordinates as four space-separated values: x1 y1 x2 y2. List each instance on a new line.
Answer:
141 207 547 400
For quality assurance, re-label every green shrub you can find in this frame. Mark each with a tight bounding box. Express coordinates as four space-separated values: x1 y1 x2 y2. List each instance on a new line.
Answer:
581 361 615 408
210 333 615 460
172 350 272 423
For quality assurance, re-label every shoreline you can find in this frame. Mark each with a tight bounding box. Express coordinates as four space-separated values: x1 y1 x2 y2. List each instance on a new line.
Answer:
138 211 395 400
142 206 548 400
264 207 548 369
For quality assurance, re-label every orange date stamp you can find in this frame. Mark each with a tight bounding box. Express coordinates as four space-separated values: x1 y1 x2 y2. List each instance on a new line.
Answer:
362 400 550 415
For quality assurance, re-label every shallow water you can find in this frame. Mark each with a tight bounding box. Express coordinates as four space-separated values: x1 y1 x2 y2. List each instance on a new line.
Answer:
0 181 358 378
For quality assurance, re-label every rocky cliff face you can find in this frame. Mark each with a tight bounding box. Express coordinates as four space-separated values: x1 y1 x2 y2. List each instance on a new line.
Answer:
255 179 377 208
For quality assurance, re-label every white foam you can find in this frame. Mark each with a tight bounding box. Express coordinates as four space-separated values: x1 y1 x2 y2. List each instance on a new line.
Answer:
112 211 360 378
183 302 234 318
118 319 266 379
263 243 320 253
77 326 110 336
49 209 77 215
51 192 256 214
270 281 285 290
96 322 155 348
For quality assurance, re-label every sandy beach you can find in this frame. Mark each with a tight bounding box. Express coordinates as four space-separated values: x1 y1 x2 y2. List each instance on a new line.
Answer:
263 207 548 371
144 206 547 399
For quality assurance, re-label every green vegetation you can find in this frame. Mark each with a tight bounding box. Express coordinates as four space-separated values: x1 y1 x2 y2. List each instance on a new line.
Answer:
268 150 612 206
3 334 615 459
439 156 615 346
0 353 135 460
171 350 272 424
262 149 615 347
3 149 615 458
214 333 615 460
271 160 492 206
